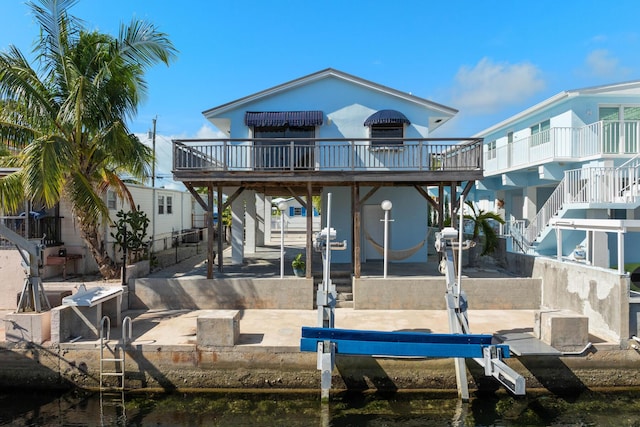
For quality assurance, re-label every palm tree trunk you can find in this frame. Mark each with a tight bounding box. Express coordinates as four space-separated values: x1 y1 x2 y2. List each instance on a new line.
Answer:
78 219 119 279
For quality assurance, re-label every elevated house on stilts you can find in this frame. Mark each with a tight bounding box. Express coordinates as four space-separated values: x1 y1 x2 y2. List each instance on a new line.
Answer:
172 68 483 279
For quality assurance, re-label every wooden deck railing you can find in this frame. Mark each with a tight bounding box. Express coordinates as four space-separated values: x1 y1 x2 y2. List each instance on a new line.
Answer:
172 138 483 172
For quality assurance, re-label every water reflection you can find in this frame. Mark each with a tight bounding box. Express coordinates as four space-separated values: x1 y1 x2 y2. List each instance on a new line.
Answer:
1 388 640 426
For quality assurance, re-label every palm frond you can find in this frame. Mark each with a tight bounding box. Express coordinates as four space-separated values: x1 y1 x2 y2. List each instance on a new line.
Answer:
28 0 81 74
0 170 26 213
0 47 57 124
117 19 178 68
66 168 107 224
21 134 75 207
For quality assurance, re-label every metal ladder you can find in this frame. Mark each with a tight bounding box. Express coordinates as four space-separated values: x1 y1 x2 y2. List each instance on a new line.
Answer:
99 315 132 391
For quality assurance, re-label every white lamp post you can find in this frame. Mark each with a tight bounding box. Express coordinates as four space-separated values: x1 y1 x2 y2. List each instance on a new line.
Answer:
278 201 287 278
381 200 393 278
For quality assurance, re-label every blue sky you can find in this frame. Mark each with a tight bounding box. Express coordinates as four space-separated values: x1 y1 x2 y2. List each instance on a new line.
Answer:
3 0 640 186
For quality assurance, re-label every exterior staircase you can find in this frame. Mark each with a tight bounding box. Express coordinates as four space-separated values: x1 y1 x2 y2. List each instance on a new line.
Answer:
512 158 640 254
314 271 353 308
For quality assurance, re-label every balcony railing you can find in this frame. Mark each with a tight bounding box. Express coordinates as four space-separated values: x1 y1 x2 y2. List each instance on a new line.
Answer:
484 120 640 175
0 215 63 248
173 138 483 173
517 162 640 247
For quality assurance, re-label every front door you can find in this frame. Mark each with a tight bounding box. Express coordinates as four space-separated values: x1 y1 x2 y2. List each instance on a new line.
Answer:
253 126 315 170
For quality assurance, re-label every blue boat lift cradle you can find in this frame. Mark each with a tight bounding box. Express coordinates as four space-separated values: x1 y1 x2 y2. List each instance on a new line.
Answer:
300 194 526 399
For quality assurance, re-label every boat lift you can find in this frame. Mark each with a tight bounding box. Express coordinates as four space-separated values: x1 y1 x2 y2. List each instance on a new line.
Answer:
0 223 50 312
311 193 347 398
300 195 525 400
435 225 525 399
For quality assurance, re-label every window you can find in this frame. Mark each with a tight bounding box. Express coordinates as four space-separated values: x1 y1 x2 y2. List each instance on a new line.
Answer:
600 105 640 153
364 109 410 148
370 123 404 147
158 195 165 215
293 207 302 216
487 140 497 159
530 119 550 146
107 191 117 210
166 196 173 214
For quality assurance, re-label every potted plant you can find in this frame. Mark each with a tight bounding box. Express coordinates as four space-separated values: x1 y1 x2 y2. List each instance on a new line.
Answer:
463 200 505 266
292 253 306 277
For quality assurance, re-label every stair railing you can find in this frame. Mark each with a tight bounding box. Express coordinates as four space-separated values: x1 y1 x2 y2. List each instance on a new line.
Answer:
513 159 640 254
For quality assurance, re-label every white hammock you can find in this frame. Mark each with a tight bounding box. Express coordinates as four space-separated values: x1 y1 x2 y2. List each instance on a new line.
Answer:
364 229 431 261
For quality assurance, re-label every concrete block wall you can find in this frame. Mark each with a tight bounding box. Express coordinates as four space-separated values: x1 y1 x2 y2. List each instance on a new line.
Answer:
353 277 541 310
129 278 314 310
50 305 101 343
0 250 27 310
506 252 629 344
4 311 51 344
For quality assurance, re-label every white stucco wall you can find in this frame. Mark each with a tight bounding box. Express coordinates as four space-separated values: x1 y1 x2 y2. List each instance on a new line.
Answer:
322 186 429 265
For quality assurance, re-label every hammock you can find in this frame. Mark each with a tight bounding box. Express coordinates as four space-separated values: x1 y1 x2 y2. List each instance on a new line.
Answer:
364 229 432 261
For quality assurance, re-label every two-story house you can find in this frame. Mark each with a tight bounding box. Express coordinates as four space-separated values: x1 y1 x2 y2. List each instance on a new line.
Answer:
475 80 640 271
172 68 483 278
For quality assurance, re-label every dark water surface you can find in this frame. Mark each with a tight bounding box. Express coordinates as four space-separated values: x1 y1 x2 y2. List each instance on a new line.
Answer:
1 388 640 426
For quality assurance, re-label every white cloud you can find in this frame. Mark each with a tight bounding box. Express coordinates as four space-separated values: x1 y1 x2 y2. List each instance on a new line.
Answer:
195 124 226 139
450 57 545 114
583 49 630 78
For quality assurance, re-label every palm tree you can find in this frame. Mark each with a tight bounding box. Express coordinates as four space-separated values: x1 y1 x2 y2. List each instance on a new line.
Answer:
0 0 177 278
463 200 505 257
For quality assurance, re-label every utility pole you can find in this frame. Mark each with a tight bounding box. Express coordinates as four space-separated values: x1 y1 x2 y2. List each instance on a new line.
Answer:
151 117 157 188
150 117 157 255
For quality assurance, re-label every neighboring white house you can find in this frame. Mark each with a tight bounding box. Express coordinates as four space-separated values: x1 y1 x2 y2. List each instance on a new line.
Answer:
271 197 321 231
473 80 640 269
105 184 198 259
0 183 197 309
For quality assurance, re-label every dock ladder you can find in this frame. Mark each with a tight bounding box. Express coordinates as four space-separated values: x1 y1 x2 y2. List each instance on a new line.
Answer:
99 315 132 390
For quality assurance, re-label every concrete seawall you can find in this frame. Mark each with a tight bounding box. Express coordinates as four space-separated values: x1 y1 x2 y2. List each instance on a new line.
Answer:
1 338 639 393
2 248 640 394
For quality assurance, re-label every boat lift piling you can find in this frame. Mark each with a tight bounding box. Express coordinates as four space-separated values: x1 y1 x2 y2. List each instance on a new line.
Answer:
312 193 347 400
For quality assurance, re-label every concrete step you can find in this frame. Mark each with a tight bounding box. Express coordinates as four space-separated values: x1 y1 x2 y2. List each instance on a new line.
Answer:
335 300 354 308
336 292 353 301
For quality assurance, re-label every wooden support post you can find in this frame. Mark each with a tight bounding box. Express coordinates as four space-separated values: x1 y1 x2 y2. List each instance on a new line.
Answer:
450 182 458 229
353 184 361 278
207 185 215 279
306 182 313 278
217 186 224 273
438 184 445 229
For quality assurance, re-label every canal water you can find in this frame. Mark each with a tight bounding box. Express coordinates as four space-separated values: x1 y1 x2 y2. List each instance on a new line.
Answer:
1 388 640 426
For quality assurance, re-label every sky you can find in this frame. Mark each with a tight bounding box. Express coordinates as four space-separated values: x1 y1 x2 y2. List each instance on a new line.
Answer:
3 0 640 188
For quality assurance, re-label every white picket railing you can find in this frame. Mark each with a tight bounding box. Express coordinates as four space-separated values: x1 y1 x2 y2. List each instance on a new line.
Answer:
485 120 640 175
516 161 640 251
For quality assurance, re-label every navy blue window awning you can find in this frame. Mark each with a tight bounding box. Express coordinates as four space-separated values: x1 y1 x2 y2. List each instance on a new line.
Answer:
245 111 324 127
364 109 411 126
